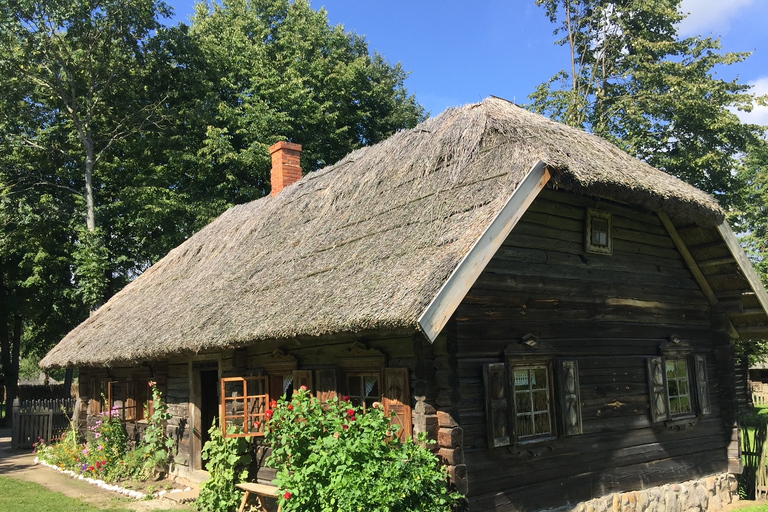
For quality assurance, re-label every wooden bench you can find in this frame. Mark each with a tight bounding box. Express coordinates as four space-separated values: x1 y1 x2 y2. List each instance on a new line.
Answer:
236 482 282 512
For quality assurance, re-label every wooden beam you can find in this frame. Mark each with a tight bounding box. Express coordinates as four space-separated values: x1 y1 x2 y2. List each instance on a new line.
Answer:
658 213 719 305
658 213 740 339
418 161 551 342
731 308 767 319
698 257 736 268
717 222 768 317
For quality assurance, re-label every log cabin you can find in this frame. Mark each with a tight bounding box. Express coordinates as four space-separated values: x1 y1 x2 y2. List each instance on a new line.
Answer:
41 97 768 511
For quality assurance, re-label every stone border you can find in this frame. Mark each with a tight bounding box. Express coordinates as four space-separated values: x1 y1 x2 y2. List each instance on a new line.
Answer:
552 473 738 512
35 457 192 500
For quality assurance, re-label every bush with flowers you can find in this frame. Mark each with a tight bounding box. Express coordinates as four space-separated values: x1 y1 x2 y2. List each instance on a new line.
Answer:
264 386 462 512
35 381 175 485
195 419 253 512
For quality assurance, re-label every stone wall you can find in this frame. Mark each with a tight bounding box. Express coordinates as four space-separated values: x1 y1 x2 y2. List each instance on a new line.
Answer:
556 473 738 512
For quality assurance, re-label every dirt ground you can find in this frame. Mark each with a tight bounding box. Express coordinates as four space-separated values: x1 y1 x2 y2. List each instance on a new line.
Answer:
0 428 194 511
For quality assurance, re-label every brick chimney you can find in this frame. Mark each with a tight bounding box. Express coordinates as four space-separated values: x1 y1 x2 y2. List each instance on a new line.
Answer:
269 141 302 197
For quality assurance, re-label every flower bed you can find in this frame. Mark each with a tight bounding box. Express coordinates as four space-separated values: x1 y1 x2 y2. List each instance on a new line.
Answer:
35 382 179 500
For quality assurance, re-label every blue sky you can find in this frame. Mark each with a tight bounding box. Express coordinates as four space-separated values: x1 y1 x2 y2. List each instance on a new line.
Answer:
165 0 768 124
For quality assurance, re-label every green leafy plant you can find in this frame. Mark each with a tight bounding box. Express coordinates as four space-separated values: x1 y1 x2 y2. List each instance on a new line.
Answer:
265 387 462 512
132 381 175 479
196 420 253 512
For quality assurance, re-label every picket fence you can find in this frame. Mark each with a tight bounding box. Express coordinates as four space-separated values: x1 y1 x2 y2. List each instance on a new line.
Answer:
11 397 77 449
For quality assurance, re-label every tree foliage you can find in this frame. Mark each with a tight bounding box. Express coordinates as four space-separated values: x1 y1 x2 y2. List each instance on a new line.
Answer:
529 0 765 205
0 0 424 408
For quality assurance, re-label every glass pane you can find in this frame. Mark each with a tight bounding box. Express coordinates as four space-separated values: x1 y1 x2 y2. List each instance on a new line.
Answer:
670 397 680 415
365 376 379 397
534 412 551 435
668 379 678 396
666 360 676 378
676 360 688 375
531 368 547 389
514 370 529 390
347 375 362 396
517 415 534 438
532 390 549 412
591 218 608 246
516 391 532 413
678 379 689 396
678 396 691 413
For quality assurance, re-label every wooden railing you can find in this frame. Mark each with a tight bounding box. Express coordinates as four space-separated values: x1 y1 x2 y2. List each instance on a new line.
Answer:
11 398 77 449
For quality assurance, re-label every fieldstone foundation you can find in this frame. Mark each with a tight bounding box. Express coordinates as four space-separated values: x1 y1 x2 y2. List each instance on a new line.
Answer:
559 473 738 512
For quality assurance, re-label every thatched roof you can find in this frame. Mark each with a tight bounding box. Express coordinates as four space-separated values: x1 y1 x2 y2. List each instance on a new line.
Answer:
42 97 726 369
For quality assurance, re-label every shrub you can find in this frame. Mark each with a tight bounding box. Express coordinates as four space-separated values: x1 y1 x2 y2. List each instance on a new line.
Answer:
196 419 253 512
265 387 462 512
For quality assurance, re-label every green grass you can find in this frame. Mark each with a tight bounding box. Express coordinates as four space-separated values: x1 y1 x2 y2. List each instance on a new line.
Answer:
0 476 185 512
738 504 768 511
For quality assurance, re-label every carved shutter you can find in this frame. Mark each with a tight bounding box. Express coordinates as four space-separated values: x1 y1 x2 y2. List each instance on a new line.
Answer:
483 363 510 447
383 367 412 442
557 359 582 436
647 356 669 422
293 370 313 393
694 355 710 415
315 369 338 403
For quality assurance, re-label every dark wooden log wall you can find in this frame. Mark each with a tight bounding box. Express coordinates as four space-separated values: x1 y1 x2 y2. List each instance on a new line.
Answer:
456 189 733 511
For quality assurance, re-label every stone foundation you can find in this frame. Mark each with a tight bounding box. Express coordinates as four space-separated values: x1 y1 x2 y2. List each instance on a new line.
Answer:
559 473 738 512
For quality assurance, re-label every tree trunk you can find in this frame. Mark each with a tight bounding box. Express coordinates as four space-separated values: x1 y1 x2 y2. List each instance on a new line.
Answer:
0 273 11 422
84 138 96 232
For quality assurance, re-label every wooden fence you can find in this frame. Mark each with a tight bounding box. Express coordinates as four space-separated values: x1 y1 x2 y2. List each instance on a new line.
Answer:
11 397 77 449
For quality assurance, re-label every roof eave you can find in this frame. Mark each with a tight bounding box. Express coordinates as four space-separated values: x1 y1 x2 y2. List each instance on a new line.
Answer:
417 161 552 341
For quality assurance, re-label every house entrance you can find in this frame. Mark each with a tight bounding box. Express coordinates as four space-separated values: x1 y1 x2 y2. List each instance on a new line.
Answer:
200 369 219 449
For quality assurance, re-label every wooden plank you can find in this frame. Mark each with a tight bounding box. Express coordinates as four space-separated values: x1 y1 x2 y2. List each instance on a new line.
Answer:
418 162 551 341
717 221 768 315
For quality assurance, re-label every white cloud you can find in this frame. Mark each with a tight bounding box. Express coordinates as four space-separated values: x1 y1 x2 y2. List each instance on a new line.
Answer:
735 77 768 126
678 0 754 36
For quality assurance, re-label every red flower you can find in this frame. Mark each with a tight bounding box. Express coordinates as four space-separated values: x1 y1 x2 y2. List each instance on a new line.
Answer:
270 400 277 408
350 415 356 422
342 395 350 402
288 404 294 411
265 409 274 419
347 409 355 417
284 492 292 500
342 424 349 430
88 465 94 471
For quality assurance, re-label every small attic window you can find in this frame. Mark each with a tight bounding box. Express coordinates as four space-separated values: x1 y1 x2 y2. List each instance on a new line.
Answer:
585 209 612 255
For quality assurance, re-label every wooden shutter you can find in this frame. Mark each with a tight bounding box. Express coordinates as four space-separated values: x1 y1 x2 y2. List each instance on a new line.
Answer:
483 363 510 447
383 367 412 442
315 369 338 403
293 370 313 393
557 359 582 436
694 354 711 415
647 357 669 423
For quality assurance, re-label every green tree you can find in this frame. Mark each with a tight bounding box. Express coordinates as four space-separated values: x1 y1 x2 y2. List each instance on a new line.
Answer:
190 0 425 187
529 0 765 204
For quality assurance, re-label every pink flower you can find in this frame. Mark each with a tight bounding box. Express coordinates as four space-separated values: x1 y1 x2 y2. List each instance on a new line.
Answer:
149 381 155 388
98 445 104 451
82 448 89 455
299 385 308 391
372 402 381 409
333 432 340 439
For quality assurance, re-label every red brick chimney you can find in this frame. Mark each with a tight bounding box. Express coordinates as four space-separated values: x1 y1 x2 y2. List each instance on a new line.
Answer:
269 141 302 197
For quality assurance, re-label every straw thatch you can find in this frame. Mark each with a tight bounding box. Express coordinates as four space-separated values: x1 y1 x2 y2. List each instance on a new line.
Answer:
41 97 724 369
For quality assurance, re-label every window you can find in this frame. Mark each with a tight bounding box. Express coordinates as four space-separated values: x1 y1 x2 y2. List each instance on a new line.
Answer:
513 366 552 439
585 209 612 255
647 338 710 424
666 359 692 416
483 339 582 448
103 380 150 421
221 376 269 438
220 367 412 441
346 372 381 411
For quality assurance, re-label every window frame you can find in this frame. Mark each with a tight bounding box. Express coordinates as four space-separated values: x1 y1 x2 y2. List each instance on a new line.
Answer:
647 338 710 425
484 339 582 448
585 208 613 255
221 376 270 438
510 363 556 443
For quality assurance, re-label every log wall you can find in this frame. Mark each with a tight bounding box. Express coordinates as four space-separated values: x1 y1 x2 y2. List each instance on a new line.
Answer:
456 189 735 511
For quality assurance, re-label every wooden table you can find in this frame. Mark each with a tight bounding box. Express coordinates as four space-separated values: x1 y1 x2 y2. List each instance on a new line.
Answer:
236 482 282 512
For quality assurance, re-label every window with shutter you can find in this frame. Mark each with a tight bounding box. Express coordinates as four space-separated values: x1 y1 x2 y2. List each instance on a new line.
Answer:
483 363 510 448
646 337 710 424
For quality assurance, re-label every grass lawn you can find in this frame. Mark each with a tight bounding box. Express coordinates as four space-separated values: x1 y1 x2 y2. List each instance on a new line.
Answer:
0 475 185 512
